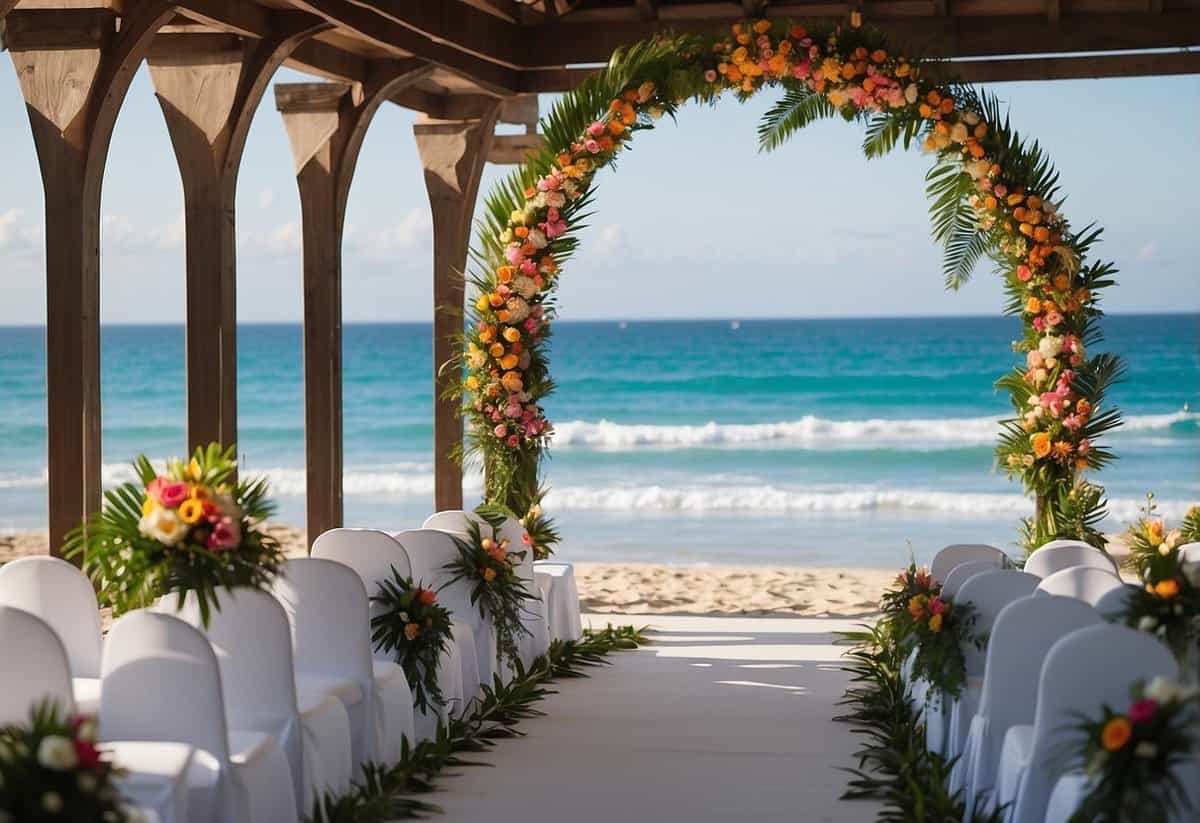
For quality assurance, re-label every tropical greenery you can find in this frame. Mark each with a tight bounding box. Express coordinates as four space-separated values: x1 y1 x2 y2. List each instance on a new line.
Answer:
371 570 456 715
1065 677 1200 823
307 625 647 823
0 700 133 823
457 17 1122 554
63 443 285 627
444 511 532 666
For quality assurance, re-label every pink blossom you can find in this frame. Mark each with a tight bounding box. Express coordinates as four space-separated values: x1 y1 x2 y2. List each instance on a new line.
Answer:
158 482 189 509
1130 699 1158 725
542 220 568 239
978 179 992 191
497 284 511 299
1062 414 1084 431
584 139 601 154
524 319 538 332
506 435 520 448
1077 439 1091 456
793 60 811 79
1017 265 1032 282
519 259 536 275
1070 354 1084 366
1045 311 1063 327
547 207 560 222
704 69 717 83
494 424 508 438
504 245 524 265
812 69 824 82
1032 317 1045 332
518 351 531 370
1026 350 1044 369
587 122 605 137
993 183 1008 198
207 517 241 551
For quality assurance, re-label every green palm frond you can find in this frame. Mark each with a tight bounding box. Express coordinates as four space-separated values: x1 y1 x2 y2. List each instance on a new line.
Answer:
757 86 835 153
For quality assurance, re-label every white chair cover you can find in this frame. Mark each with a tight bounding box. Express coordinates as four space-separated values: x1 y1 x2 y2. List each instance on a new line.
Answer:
1177 542 1200 564
930 544 1007 584
394 528 499 689
272 558 412 769
941 559 1003 600
994 623 1177 823
421 511 551 667
1024 542 1118 578
170 588 353 812
924 571 1038 756
1034 565 1124 605
955 594 1102 814
312 529 465 738
1094 582 1140 621
0 556 104 712
103 610 297 823
534 561 583 642
0 605 76 723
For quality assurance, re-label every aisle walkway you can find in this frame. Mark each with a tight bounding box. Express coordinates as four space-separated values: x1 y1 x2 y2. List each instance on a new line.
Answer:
433 614 880 822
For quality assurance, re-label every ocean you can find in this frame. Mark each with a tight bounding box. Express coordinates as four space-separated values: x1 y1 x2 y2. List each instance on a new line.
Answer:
0 314 1196 567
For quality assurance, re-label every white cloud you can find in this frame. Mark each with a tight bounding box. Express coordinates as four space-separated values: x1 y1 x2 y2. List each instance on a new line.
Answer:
594 224 625 257
0 208 31 251
265 221 301 254
257 189 275 210
99 212 185 253
360 208 432 258
1136 240 1158 262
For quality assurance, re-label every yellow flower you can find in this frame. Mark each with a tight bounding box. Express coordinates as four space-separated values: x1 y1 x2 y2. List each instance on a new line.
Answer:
466 376 480 391
483 567 497 582
141 496 158 517
476 295 489 312
752 19 772 34
928 613 943 633
1031 432 1052 459
178 498 204 525
1025 297 1042 314
502 327 521 343
488 343 505 359
1146 520 1165 548
187 458 202 481
500 354 519 370
1101 717 1132 751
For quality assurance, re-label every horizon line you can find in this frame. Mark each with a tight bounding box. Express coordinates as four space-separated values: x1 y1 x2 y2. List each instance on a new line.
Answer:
0 309 1196 329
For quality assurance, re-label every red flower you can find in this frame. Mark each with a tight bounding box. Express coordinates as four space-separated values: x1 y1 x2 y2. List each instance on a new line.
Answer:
928 597 946 616
416 588 437 606
75 739 101 769
1129 698 1158 725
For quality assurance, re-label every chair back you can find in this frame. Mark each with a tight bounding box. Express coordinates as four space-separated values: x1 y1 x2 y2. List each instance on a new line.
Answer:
942 559 1001 600
100 611 230 763
1035 566 1124 605
0 605 75 724
1177 542 1200 564
392 529 485 632
271 558 374 685
1025 542 1118 578
953 570 1040 676
423 511 535 585
1094 582 1140 620
930 544 1007 584
422 510 472 536
0 556 103 678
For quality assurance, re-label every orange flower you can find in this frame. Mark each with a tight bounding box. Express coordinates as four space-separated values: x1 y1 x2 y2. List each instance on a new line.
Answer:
482 567 497 582
404 623 421 641
1101 717 1132 751
928 613 943 633
1051 441 1073 461
1031 432 1052 459
1026 297 1042 314
871 49 887 63
488 293 504 308
417 588 437 606
753 19 772 34
1155 579 1180 599
488 343 504 359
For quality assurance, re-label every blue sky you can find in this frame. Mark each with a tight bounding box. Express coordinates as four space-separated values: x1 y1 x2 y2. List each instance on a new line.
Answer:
0 66 1197 325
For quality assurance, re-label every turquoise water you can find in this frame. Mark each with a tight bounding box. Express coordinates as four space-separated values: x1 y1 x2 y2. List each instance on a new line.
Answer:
1 315 1196 566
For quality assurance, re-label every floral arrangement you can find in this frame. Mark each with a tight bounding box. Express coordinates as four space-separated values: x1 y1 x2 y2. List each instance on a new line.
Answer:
370 569 455 714
0 700 136 823
518 490 560 561
1067 677 1199 822
444 512 532 665
879 561 938 632
460 16 1121 552
64 443 285 626
1119 495 1200 660
904 589 978 699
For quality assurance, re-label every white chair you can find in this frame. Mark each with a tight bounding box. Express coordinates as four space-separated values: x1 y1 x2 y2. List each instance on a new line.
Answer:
930 544 1008 584
169 588 353 812
1094 582 1140 621
1044 755 1200 823
533 561 583 642
956 595 1103 814
1178 542 1200 563
0 556 104 712
395 528 500 690
421 511 551 668
994 623 1177 823
1024 541 1118 578
103 610 297 823
926 570 1039 757
271 558 413 771
941 559 1005 600
312 528 466 737
1034 565 1124 605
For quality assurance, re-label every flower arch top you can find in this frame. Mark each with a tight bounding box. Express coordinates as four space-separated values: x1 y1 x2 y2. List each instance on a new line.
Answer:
459 19 1123 554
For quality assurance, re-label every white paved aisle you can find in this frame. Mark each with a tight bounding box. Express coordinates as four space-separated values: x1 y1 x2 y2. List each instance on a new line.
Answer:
431 614 881 822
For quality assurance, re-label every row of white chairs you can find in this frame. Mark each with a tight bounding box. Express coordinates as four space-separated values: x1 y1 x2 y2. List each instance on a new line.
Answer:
0 511 584 823
913 540 1200 822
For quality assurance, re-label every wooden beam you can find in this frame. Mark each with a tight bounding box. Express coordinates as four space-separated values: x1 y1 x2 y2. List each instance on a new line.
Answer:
8 0 177 556
952 49 1200 82
3 8 116 51
276 63 432 546
413 107 502 512
635 0 659 21
287 38 368 83
1047 0 1061 23
345 0 523 65
488 132 541 164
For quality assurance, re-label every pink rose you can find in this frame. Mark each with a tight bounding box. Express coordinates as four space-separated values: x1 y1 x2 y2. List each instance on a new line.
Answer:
587 122 605 137
1077 439 1091 456
1045 311 1063 327
1017 265 1032 282
1032 317 1045 332
584 139 601 154
207 517 240 551
504 245 524 265
1026 350 1044 369
993 183 1008 198
506 435 520 448
158 481 189 509
1062 414 1083 431
1129 698 1158 725
793 60 811 79
704 69 717 83
494 424 508 438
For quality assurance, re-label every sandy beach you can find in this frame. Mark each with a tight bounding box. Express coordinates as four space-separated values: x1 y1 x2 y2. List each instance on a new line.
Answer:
1 525 1133 620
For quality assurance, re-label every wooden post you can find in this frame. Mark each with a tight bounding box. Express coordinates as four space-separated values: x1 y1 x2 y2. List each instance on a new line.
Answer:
148 23 324 454
276 62 432 546
413 106 501 512
6 2 174 555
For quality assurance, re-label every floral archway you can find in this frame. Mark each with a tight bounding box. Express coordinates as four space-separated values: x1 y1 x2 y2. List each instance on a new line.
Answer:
457 18 1123 555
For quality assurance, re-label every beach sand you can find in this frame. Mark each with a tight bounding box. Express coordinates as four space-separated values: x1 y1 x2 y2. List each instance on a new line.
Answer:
1 525 1133 620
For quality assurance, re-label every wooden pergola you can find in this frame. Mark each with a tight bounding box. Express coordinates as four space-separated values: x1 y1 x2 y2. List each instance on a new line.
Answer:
3 0 1197 554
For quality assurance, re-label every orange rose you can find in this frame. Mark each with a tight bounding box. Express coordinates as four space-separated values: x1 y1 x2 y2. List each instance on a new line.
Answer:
404 623 420 641
1155 579 1180 599
1031 432 1052 459
1101 717 1132 751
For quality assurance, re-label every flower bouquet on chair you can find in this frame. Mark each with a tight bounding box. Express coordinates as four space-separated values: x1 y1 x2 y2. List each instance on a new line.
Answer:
370 569 455 715
64 442 285 626
0 700 139 823
445 510 533 667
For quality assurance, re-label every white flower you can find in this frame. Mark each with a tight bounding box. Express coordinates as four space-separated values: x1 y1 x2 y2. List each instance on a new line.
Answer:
42 792 63 813
1134 741 1158 759
138 508 186 546
505 297 530 324
904 83 918 104
950 122 969 143
962 111 980 126
648 106 664 120
1137 615 1159 632
1038 335 1064 359
499 228 514 244
527 229 547 250
508 209 525 226
1145 675 1177 704
510 275 537 300
965 159 990 180
37 735 78 771
544 190 566 208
